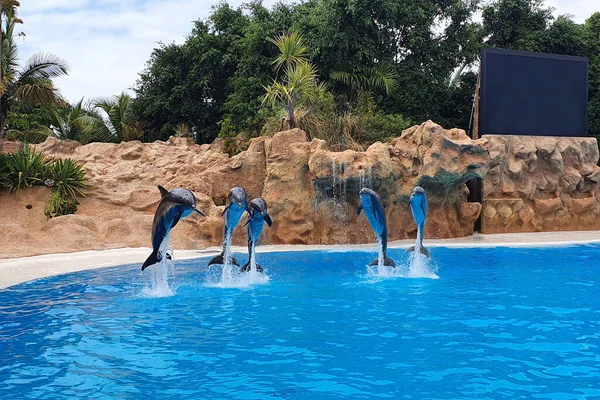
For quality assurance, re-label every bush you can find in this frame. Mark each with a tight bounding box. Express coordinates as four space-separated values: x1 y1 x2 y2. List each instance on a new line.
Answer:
44 189 78 218
50 158 89 199
218 117 247 157
0 145 89 217
2 144 50 195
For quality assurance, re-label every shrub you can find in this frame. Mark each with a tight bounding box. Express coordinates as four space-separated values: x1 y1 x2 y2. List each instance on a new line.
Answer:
2 144 50 195
44 189 78 218
218 117 247 157
0 154 9 189
0 145 89 217
50 159 89 199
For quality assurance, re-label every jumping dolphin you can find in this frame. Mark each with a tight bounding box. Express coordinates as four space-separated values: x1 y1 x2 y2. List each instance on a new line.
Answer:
208 186 249 267
407 186 430 258
142 186 205 271
357 188 396 267
240 198 273 273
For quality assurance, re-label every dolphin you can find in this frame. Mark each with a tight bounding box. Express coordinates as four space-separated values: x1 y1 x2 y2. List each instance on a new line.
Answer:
208 186 250 267
240 198 273 273
142 185 205 271
407 186 430 258
357 188 396 267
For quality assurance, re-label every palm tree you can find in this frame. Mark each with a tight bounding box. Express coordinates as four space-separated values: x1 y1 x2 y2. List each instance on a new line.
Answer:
263 32 328 130
0 12 68 150
92 93 141 142
49 99 100 143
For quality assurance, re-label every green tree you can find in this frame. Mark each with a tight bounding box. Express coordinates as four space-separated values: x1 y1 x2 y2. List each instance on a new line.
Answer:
0 11 68 149
263 32 328 130
584 12 600 142
131 4 248 143
482 0 554 51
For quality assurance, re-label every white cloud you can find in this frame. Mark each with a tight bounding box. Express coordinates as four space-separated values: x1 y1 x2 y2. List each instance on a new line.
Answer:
17 0 599 104
547 0 598 22
18 0 278 103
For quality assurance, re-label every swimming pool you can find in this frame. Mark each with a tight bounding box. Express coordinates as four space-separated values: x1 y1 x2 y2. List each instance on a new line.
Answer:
1 245 599 399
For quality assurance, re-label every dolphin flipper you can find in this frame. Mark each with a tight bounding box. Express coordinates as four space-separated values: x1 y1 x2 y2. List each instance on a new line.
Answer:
208 254 240 267
406 246 430 258
263 213 272 227
240 262 264 273
369 257 396 267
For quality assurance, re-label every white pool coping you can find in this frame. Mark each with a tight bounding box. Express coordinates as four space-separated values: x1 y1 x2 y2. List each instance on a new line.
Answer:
1 230 599 289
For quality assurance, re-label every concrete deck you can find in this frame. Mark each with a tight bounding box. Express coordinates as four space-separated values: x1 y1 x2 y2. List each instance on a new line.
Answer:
1 230 599 289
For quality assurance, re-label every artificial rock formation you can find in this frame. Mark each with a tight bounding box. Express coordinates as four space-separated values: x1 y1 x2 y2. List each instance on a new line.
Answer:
481 135 600 233
0 121 489 258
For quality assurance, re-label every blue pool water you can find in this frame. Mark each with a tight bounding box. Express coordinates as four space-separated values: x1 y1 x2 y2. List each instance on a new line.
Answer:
1 245 599 399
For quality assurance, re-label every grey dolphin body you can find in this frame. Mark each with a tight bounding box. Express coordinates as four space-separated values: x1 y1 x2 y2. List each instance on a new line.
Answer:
407 186 430 258
208 186 249 267
240 198 273 273
357 188 396 267
142 186 205 271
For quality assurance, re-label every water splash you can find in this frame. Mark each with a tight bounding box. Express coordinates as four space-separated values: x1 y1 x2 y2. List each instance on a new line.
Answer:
366 236 438 279
140 235 176 297
206 235 270 288
406 251 439 279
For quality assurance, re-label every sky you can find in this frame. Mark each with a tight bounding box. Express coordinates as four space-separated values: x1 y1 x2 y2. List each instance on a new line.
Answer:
17 0 600 104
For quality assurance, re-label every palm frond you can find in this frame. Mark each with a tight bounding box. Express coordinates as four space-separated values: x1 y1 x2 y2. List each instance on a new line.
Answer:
19 52 69 81
13 80 63 106
268 32 308 72
331 64 399 95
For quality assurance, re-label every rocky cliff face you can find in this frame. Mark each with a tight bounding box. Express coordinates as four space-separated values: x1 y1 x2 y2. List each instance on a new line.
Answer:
481 135 600 233
0 121 491 258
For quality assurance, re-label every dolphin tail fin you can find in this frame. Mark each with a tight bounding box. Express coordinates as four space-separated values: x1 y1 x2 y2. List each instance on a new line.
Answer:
208 253 241 267
240 262 264 273
141 249 161 271
406 246 430 258
369 257 396 267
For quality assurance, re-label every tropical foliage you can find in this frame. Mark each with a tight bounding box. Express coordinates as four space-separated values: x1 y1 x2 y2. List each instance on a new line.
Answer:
0 144 89 217
126 0 600 148
0 9 68 149
0 144 49 194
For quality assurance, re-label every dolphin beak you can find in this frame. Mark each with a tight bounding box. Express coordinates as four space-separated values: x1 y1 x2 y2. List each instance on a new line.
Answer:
193 208 205 217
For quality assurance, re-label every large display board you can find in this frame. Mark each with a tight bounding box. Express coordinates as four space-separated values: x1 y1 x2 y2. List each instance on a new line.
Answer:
479 48 588 137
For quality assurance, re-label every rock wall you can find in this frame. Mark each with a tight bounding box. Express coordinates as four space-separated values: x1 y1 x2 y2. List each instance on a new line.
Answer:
0 121 489 258
481 135 600 233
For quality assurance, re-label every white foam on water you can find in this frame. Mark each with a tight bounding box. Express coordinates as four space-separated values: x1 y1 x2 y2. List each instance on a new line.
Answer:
205 236 270 289
366 235 439 280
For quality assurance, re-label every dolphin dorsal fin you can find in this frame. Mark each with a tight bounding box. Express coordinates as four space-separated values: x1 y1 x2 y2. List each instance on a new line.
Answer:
158 185 169 198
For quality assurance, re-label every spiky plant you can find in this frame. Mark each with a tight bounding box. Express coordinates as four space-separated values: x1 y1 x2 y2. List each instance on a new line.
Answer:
50 158 89 199
263 57 328 130
3 144 50 194
268 31 308 73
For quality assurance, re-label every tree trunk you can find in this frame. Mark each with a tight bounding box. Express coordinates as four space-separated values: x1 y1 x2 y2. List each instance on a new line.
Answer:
287 99 295 130
0 114 4 152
